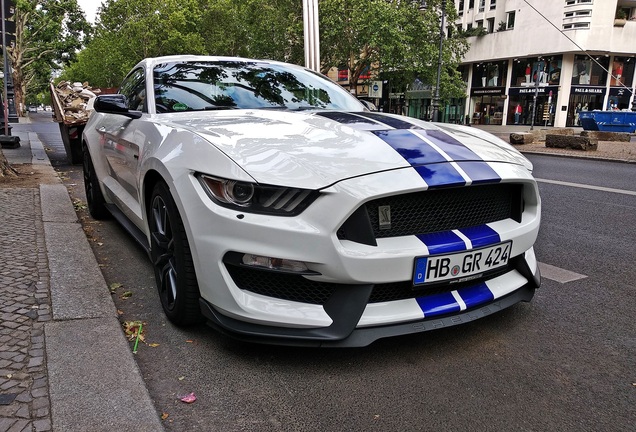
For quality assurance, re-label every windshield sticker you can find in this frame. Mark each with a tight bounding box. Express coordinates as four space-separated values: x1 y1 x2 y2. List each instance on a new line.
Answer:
172 103 188 111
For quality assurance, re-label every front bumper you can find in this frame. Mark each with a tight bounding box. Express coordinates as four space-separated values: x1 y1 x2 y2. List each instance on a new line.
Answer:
200 262 539 347
176 161 541 345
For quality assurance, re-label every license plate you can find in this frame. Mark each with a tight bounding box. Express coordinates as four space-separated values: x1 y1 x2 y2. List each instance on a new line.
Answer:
413 241 512 286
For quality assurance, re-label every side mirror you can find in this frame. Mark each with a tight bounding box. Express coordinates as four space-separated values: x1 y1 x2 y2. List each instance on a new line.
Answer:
93 94 143 119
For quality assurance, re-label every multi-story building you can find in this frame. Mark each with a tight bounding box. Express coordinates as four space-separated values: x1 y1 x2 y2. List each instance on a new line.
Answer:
457 0 636 127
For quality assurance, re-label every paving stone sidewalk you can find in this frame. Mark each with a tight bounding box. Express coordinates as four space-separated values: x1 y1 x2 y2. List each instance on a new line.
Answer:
1 128 163 432
0 188 52 432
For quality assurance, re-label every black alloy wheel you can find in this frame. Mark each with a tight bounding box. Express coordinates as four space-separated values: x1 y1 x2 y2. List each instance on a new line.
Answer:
149 181 202 326
82 144 110 220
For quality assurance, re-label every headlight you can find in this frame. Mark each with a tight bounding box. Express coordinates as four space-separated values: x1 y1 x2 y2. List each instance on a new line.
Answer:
198 174 319 215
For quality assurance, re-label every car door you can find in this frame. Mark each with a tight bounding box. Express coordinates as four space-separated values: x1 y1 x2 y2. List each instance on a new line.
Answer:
99 68 147 227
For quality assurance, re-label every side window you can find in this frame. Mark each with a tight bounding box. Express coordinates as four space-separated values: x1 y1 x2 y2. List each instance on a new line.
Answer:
118 69 147 112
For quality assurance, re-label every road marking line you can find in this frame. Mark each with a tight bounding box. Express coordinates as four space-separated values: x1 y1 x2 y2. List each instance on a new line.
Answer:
539 262 587 284
535 178 636 196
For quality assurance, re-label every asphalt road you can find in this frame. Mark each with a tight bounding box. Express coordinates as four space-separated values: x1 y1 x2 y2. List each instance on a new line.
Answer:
28 113 636 431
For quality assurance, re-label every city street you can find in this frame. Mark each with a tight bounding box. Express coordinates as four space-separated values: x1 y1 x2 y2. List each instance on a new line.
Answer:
28 113 636 431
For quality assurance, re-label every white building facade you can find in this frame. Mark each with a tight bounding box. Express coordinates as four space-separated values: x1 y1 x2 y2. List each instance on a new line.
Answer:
457 0 636 127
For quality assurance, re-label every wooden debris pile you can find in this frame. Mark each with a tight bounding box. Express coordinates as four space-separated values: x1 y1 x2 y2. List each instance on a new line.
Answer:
52 81 100 124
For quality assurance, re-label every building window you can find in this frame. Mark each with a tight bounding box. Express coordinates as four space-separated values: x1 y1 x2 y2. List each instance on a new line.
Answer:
479 0 485 12
476 20 484 28
564 22 590 30
487 17 495 33
469 0 474 9
565 10 591 18
459 0 464 12
507 11 515 29
490 0 496 10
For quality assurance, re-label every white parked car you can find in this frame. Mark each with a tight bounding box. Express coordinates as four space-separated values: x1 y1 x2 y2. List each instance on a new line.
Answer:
83 55 541 347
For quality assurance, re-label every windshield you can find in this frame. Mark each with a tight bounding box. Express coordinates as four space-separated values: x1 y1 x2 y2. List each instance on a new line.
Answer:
152 60 363 113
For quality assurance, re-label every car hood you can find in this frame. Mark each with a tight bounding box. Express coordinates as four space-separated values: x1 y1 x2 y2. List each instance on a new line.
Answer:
164 110 529 189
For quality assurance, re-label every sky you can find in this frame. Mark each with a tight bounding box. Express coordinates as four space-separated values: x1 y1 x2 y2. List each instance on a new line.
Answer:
77 0 100 23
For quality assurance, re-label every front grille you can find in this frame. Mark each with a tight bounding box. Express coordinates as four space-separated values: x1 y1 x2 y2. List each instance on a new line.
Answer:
226 262 513 306
338 183 522 243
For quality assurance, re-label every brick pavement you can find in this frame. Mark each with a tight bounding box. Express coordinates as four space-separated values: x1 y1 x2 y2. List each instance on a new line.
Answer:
0 188 52 432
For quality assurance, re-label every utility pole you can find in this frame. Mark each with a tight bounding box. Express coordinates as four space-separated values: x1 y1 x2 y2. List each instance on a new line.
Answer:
302 0 320 72
432 0 446 123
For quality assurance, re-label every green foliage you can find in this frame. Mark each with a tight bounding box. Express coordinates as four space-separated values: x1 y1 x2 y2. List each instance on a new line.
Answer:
461 26 488 37
65 0 304 88
199 0 304 62
9 0 91 112
59 0 469 104
319 0 467 101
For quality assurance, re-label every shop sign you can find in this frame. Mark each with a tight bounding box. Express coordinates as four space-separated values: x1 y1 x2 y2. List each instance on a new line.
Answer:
389 92 404 99
571 86 605 95
609 87 633 97
470 87 504 96
509 86 558 96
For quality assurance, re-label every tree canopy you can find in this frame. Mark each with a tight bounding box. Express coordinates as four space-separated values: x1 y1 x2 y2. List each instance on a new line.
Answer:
60 0 467 102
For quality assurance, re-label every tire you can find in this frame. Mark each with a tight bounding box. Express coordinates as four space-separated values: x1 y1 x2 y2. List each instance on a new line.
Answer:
149 181 202 326
83 144 111 220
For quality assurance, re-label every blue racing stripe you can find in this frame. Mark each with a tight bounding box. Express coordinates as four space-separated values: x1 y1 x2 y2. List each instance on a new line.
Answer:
417 231 466 254
373 130 446 164
315 111 379 125
456 162 501 184
459 225 501 248
356 112 423 129
424 130 482 161
372 130 466 187
414 164 466 188
416 292 461 317
457 283 495 309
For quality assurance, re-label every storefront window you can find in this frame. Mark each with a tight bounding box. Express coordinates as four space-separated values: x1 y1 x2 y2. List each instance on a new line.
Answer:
606 57 635 111
510 56 562 87
571 55 609 86
610 57 634 87
472 61 507 88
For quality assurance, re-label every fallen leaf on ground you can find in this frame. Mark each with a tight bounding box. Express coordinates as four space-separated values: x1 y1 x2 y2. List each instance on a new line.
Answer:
161 413 169 420
120 291 133 299
123 320 145 342
179 392 197 404
148 343 160 347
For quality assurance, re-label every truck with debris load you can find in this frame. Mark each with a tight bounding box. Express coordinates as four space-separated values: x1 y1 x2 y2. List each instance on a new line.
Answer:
49 81 99 164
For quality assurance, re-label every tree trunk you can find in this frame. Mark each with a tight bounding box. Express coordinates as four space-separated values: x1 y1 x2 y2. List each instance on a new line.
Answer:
0 149 18 178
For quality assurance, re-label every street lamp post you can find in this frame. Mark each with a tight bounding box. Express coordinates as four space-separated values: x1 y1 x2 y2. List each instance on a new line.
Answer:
2 0 9 135
432 0 446 123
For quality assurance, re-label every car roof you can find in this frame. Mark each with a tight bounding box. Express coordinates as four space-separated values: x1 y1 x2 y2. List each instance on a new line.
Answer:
136 55 289 70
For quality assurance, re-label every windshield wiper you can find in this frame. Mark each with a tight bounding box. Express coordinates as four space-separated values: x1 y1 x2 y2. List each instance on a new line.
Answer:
202 106 236 110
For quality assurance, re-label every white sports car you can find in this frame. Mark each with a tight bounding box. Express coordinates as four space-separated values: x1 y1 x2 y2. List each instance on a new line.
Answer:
83 55 541 347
